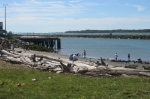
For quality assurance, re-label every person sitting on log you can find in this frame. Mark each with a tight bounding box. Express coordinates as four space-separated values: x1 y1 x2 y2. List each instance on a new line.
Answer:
69 54 73 60
73 54 78 61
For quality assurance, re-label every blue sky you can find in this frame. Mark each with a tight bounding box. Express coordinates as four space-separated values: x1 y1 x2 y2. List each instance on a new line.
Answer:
0 0 150 33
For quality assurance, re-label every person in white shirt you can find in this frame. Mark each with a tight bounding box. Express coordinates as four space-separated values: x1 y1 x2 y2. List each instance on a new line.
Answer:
115 53 118 60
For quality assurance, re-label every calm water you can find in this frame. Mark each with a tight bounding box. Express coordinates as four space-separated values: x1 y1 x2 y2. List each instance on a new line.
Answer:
58 37 150 61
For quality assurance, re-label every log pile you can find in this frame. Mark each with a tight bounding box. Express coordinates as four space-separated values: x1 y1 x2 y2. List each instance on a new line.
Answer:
1 49 150 77
0 49 91 74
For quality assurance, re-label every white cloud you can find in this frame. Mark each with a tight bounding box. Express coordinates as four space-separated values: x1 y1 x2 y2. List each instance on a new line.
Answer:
70 0 81 3
84 2 105 6
133 5 145 12
9 0 84 19
7 17 150 32
30 0 42 4
126 3 145 12
13 0 21 5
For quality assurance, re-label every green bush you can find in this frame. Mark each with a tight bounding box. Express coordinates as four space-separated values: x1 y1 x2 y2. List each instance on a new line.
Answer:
29 45 53 52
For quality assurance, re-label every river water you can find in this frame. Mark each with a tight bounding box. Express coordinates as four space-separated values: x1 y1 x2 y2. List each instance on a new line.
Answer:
58 37 150 61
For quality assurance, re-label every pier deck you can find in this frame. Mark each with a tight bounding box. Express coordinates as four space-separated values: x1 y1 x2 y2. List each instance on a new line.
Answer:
20 36 61 49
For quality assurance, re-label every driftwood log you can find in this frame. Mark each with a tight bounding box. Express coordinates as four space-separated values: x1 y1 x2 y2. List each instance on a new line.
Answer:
100 57 107 66
139 72 150 77
85 68 150 77
95 57 107 67
5 57 22 64
59 62 72 72
36 54 62 62
1 50 21 58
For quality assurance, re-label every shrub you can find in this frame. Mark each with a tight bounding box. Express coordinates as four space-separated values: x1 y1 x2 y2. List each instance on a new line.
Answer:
29 45 53 52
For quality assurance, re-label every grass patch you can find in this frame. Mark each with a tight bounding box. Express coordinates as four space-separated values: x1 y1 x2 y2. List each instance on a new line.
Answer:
0 59 150 99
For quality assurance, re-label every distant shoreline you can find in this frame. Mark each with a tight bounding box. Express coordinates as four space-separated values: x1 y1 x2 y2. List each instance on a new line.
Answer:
14 32 150 40
65 29 150 33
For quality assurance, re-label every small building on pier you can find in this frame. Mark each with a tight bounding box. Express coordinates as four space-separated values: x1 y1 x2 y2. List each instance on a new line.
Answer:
20 36 61 49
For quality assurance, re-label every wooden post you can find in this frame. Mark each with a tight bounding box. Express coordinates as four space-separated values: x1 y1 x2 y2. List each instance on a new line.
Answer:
48 41 50 48
42 41 44 46
57 39 61 49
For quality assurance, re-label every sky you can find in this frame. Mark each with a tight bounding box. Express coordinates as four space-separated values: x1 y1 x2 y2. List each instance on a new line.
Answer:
0 0 150 33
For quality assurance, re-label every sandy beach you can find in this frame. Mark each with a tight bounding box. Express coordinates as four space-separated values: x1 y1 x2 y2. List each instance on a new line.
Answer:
14 48 99 69
14 48 137 68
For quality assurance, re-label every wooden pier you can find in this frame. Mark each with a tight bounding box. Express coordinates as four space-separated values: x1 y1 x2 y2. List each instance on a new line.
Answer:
20 36 61 49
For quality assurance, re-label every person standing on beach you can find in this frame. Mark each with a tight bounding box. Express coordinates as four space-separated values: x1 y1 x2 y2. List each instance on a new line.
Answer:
83 50 86 58
128 53 130 61
115 53 118 60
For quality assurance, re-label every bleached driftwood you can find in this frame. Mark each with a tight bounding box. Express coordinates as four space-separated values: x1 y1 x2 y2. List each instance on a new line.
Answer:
72 66 88 74
20 56 34 65
5 57 22 64
100 57 107 66
139 72 150 77
1 50 21 58
85 67 150 77
2 49 150 77
59 62 72 72
36 54 62 62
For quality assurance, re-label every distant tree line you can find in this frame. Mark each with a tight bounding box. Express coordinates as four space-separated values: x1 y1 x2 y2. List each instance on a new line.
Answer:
42 34 150 39
65 29 150 33
13 33 150 40
13 29 150 40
